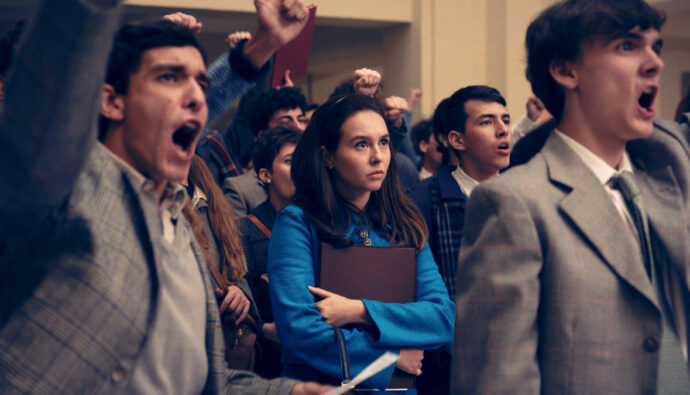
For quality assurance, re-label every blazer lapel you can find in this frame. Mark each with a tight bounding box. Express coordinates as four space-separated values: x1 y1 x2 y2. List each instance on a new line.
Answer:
542 134 658 305
122 171 164 281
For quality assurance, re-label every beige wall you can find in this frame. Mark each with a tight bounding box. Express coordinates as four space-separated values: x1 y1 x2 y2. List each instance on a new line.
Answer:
124 0 413 24
115 0 688 123
2 1 687 120
413 0 557 120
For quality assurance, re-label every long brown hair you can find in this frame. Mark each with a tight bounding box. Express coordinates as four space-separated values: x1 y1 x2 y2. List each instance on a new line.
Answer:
290 94 428 251
183 155 247 286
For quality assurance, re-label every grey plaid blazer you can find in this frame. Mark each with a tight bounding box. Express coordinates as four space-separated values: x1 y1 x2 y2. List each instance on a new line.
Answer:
452 118 690 394
0 1 295 393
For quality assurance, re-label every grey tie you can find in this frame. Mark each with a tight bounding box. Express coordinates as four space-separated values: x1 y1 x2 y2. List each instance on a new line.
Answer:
610 171 689 393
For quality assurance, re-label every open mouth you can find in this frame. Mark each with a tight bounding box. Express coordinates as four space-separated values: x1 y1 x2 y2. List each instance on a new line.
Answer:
497 141 510 153
172 121 200 152
638 87 656 111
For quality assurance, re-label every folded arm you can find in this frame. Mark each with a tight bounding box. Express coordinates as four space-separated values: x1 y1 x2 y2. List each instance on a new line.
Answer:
268 208 397 389
361 244 455 350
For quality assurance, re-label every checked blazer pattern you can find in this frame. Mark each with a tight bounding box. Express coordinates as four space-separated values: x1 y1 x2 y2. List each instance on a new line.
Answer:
0 1 297 393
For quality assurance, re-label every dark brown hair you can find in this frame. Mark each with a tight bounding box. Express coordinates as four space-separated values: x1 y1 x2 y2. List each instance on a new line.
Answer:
525 0 665 121
98 19 207 141
291 94 428 251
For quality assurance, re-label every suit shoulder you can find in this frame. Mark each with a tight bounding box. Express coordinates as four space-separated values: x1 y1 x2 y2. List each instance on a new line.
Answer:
70 145 124 209
482 153 549 193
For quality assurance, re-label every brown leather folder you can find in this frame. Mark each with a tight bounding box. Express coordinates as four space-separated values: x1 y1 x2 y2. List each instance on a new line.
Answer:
319 242 417 389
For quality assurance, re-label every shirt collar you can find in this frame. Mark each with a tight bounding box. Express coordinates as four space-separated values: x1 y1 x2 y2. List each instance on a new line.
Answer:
554 129 633 185
451 165 480 197
101 142 187 217
191 185 208 212
160 182 187 220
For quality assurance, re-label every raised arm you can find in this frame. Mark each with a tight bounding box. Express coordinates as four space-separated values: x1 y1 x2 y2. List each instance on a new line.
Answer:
353 68 381 97
0 0 122 229
207 0 308 129
243 0 309 69
0 0 123 324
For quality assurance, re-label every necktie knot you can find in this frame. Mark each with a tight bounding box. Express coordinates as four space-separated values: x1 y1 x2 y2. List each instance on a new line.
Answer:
610 171 641 202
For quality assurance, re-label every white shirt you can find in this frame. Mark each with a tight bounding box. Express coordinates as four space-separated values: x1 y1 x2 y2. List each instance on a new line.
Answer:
419 167 434 181
451 166 480 198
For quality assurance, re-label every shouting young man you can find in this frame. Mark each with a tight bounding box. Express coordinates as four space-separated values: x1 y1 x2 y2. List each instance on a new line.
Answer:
0 0 331 394
452 0 690 393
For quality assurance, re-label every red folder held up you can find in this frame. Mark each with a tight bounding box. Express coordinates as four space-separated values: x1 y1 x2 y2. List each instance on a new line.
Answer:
271 5 317 87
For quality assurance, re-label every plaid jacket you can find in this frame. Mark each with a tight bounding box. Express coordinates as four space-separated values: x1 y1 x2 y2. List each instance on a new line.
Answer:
409 166 467 300
0 1 295 393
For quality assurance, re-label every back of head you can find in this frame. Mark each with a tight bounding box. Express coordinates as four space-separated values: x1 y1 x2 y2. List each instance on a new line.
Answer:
433 85 506 163
410 119 434 157
525 0 665 121
98 19 207 140
252 126 302 175
248 87 307 136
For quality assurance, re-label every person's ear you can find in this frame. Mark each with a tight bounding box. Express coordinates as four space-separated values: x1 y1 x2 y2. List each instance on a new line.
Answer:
447 130 465 152
258 168 272 184
549 60 578 90
100 83 125 122
321 146 334 169
419 140 429 154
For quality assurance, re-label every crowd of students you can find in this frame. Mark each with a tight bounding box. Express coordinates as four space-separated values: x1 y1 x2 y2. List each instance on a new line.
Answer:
0 0 689 394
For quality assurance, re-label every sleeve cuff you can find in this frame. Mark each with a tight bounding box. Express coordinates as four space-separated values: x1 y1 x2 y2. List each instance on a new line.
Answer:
229 39 271 82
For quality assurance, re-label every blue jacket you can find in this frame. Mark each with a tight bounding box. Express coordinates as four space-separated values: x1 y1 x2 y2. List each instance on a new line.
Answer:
267 205 455 389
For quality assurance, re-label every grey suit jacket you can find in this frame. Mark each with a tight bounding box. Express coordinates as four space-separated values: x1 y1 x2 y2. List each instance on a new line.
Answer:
452 119 690 394
223 171 268 217
0 1 295 393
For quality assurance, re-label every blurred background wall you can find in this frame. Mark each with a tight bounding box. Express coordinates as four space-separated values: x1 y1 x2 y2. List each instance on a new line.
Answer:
2 0 688 123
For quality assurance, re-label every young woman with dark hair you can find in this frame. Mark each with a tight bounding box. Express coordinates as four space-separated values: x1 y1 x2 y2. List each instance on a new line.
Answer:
267 94 454 391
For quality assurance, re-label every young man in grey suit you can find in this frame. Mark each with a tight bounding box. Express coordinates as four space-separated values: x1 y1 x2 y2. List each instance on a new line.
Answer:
452 0 690 393
0 0 331 394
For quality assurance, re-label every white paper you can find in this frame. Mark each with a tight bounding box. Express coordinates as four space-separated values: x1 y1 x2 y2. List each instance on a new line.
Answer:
323 351 400 395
